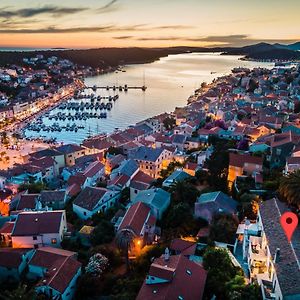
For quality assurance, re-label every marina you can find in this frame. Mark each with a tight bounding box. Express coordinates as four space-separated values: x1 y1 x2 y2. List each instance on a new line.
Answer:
24 52 274 143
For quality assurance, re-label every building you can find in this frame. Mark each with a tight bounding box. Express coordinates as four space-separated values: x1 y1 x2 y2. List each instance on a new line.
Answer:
228 153 263 190
129 146 173 178
118 201 156 245
137 253 207 300
0 249 34 283
28 247 81 300
162 169 191 188
11 211 67 248
73 187 120 220
56 144 86 166
236 198 300 299
194 191 238 224
132 188 171 220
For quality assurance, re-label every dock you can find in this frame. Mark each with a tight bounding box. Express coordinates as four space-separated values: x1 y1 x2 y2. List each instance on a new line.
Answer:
85 85 147 91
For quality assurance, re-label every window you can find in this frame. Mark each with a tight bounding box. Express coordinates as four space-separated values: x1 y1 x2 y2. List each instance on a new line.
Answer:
134 190 138 194
84 212 87 216
51 238 57 244
276 149 282 155
33 236 37 240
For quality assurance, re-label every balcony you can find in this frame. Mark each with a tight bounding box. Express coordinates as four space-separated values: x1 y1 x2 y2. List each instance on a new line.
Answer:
257 278 276 300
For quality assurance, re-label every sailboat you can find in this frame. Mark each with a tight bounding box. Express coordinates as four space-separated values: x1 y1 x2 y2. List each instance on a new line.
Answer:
142 71 147 91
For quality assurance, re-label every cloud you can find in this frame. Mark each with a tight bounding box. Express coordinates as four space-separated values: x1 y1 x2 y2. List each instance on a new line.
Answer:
97 0 119 13
114 35 135 40
0 24 149 34
0 6 87 19
0 24 194 34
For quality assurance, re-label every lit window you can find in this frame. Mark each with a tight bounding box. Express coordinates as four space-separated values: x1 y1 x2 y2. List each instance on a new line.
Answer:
51 238 57 244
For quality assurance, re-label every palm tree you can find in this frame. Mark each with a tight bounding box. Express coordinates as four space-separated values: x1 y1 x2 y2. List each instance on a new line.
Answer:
115 228 135 272
279 170 300 208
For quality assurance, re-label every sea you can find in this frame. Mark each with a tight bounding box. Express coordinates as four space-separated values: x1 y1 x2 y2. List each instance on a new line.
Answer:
24 52 274 144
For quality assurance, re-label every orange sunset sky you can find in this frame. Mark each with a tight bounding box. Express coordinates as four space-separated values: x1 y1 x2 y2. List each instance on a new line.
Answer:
0 0 299 49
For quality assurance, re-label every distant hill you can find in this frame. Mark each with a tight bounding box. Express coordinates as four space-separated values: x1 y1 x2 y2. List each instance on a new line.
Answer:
0 43 299 68
223 42 300 60
274 42 300 51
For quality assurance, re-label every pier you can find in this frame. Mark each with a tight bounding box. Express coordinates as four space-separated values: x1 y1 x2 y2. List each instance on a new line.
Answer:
85 84 147 91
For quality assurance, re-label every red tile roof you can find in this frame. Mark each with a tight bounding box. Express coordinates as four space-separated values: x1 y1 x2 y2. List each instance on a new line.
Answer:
12 211 64 236
229 153 263 168
0 249 31 268
31 247 81 294
83 161 104 178
0 221 14 234
170 238 197 256
17 194 39 210
119 202 153 236
137 254 207 300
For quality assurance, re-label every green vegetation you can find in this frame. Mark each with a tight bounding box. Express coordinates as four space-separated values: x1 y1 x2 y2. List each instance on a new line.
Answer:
90 219 116 246
163 116 176 130
18 181 48 193
208 214 239 244
279 170 300 208
203 247 262 300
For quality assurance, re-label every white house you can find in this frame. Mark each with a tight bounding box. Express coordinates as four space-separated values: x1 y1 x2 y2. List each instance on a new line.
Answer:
11 211 67 248
73 187 120 220
235 198 300 300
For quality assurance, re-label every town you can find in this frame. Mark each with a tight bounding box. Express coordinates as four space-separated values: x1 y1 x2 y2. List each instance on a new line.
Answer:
0 54 300 300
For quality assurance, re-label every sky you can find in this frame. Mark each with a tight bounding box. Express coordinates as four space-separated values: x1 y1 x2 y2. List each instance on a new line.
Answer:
0 0 299 49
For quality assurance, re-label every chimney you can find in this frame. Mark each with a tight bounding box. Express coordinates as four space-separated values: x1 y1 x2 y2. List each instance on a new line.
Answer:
164 247 170 261
274 248 280 263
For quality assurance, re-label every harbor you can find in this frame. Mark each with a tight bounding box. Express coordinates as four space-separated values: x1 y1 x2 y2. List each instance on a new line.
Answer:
23 52 274 144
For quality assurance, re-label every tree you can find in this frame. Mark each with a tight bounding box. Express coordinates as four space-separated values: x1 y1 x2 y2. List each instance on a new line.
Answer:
115 229 135 272
159 161 184 179
0 285 37 300
209 214 239 244
18 181 47 193
90 219 115 246
85 253 109 277
203 247 239 299
170 180 200 206
163 116 176 131
279 170 300 208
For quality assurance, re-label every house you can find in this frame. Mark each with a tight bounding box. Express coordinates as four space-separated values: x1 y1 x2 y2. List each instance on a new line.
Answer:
137 253 207 300
132 188 171 220
0 249 34 282
236 198 300 300
30 148 65 169
183 162 200 176
15 193 39 211
0 221 14 246
118 201 156 245
228 153 263 189
194 191 238 224
130 171 154 202
129 146 173 178
105 154 126 175
268 132 300 168
169 238 197 256
40 190 67 210
28 247 81 300
83 161 105 187
56 144 86 166
11 210 67 248
285 156 300 173
162 169 191 188
73 187 120 220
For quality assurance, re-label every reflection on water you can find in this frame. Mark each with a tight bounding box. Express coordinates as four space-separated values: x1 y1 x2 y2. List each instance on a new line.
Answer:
24 52 274 143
